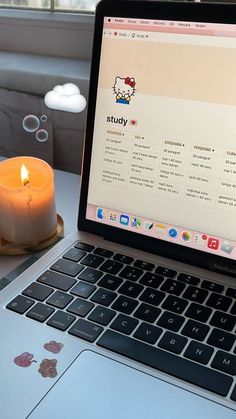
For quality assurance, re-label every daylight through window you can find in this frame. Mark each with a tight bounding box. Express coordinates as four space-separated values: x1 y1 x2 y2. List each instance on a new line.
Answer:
0 0 98 12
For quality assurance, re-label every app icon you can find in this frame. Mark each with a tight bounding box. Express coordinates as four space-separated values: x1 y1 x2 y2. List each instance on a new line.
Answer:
97 208 105 220
109 212 117 222
120 214 129 226
168 228 178 239
194 234 207 247
144 221 153 231
221 241 234 255
181 231 191 242
156 223 166 235
207 237 219 250
131 217 141 228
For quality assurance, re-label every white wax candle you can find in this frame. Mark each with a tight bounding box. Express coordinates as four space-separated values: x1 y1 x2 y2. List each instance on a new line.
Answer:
0 156 57 245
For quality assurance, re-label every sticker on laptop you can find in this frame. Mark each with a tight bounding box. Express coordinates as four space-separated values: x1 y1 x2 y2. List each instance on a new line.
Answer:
38 359 58 378
43 341 64 354
113 76 136 104
13 341 64 378
14 352 37 368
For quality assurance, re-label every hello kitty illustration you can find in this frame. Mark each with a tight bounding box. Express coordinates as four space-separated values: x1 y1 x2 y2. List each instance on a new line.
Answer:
113 76 136 104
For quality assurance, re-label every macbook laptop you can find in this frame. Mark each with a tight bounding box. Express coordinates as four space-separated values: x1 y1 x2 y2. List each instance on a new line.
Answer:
1 1 236 417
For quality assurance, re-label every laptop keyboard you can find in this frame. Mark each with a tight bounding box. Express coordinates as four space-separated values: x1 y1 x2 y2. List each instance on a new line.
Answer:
6 241 236 401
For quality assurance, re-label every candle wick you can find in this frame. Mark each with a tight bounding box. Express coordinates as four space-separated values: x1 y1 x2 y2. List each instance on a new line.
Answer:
23 178 29 187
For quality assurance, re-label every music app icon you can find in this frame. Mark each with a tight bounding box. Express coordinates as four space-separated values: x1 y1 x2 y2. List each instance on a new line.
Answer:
207 237 219 250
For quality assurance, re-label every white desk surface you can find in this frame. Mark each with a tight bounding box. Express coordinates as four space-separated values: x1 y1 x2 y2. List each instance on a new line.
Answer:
0 156 80 279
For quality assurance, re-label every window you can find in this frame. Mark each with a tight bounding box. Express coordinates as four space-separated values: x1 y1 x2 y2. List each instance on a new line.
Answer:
55 0 98 11
0 4 95 59
0 0 98 12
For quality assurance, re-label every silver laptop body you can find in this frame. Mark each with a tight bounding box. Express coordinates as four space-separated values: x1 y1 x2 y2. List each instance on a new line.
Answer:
1 1 236 417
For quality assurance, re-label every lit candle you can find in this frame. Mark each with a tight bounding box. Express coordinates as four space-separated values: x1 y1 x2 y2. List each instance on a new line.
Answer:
0 156 57 245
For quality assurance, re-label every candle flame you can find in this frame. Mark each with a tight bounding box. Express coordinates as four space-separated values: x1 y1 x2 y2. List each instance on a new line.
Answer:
21 164 29 187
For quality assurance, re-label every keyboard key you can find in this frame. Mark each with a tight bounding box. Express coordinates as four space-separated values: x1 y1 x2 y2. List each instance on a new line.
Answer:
210 311 236 332
98 274 123 291
181 320 210 342
133 303 161 323
93 247 114 258
140 288 165 307
51 259 83 277
111 295 138 314
47 310 75 331
69 318 103 342
184 341 214 365
207 329 236 351
37 270 76 291
99 259 123 275
97 330 233 397
6 295 34 314
201 280 224 294
161 279 186 296
119 266 143 282
91 288 117 306
206 293 232 312
162 295 188 314
70 281 96 298
80 254 105 269
211 351 236 376
46 291 73 309
111 314 139 335
134 323 163 344
74 242 95 252
226 287 236 299
183 286 208 304
118 281 144 299
157 311 185 332
133 260 155 271
113 253 134 264
177 273 200 286
26 303 55 322
185 303 212 323
67 298 94 317
230 301 236 315
155 266 176 278
230 384 236 401
78 267 103 283
22 282 54 301
63 248 86 262
139 272 164 289
88 305 116 326
158 331 187 354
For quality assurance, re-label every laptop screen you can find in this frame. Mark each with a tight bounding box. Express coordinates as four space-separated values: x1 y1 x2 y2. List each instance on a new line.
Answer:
83 2 236 270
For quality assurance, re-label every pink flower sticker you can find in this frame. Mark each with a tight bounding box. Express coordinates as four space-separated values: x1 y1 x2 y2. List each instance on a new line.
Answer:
14 352 37 367
43 341 64 354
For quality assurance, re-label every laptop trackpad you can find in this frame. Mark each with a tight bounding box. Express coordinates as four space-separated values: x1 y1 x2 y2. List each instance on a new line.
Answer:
28 350 234 419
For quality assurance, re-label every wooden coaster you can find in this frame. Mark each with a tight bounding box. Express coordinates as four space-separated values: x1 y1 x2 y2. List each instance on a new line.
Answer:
0 214 64 255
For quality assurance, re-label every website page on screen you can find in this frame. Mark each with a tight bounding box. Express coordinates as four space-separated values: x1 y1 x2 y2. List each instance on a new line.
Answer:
86 17 236 260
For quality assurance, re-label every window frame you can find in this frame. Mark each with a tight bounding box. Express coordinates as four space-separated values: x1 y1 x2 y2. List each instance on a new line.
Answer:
0 7 95 59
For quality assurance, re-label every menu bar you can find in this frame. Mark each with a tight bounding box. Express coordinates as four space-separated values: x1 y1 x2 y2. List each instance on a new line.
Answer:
104 17 236 37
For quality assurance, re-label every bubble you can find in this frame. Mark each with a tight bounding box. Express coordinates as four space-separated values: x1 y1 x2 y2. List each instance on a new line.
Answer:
22 115 40 133
36 129 48 143
40 115 48 123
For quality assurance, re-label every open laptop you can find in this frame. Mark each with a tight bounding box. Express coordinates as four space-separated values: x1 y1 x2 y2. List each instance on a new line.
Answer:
1 0 236 417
